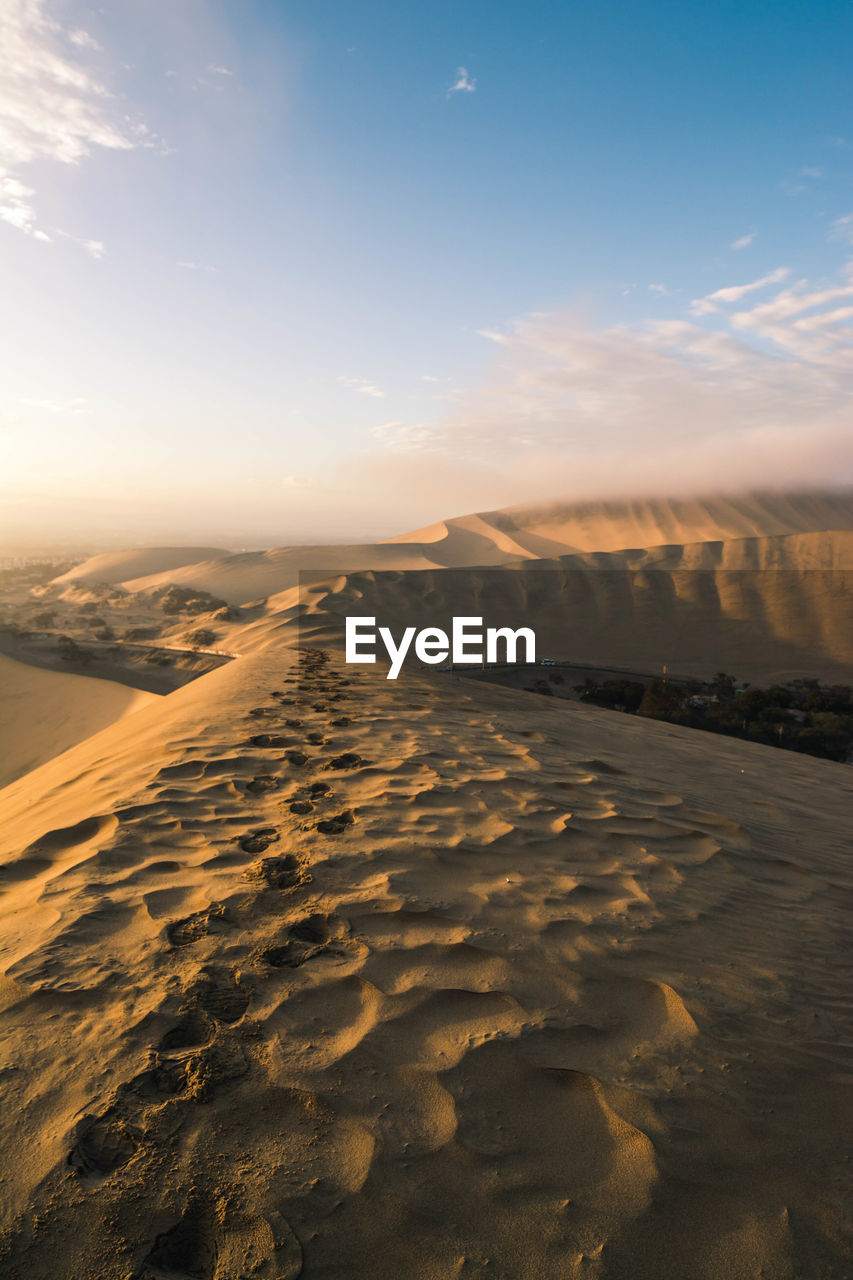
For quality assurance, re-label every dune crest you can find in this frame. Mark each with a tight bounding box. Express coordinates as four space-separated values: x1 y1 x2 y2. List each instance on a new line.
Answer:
61 488 853 607
0 643 852 1277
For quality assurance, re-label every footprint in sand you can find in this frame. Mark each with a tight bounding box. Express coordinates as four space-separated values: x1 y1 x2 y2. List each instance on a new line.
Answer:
246 775 279 794
167 903 229 948
69 1110 141 1177
249 734 289 748
260 912 350 968
239 827 279 854
188 966 251 1024
158 1008 216 1053
324 752 366 771
140 1201 302 1280
246 854 311 891
316 809 356 835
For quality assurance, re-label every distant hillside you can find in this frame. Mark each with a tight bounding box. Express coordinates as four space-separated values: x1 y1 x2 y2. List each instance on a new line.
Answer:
52 547 230 587
391 489 853 557
236 530 853 685
55 489 853 607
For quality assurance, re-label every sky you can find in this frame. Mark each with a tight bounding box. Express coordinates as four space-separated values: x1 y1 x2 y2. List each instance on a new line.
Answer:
1 0 852 551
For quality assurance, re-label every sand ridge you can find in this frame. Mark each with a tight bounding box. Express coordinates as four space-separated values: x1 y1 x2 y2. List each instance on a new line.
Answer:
53 548 232 588
226 531 853 684
1 644 852 1277
91 489 853 606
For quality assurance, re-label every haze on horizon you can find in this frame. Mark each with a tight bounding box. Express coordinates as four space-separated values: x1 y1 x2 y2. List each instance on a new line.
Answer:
2 0 852 553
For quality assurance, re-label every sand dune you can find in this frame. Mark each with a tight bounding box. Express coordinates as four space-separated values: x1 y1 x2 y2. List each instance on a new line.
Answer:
394 488 853 557
120 543 446 605
77 489 853 608
232 530 853 684
2 489 851 1277
118 524 542 605
0 653 159 789
0 645 851 1278
54 547 231 588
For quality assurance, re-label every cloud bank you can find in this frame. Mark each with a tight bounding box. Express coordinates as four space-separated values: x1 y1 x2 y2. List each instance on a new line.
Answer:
370 263 853 509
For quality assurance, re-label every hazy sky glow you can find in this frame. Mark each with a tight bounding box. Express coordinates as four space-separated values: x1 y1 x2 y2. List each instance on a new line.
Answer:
1 0 852 550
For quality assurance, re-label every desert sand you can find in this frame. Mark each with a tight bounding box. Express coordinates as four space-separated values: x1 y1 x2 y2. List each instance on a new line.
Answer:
1 489 852 1279
0 653 159 790
113 489 853 606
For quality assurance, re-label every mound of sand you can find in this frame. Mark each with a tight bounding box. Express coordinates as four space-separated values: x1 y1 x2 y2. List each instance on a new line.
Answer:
391 488 853 557
0 653 159 789
0 644 851 1278
2 489 851 1277
53 547 231 588
102 489 853 609
231 530 853 685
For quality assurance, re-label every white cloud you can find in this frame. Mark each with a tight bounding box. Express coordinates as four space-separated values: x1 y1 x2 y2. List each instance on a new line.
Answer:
208 64 233 76
55 227 107 257
730 232 755 250
373 262 853 501
689 267 790 315
448 67 476 96
338 376 385 398
648 283 671 295
69 29 101 52
830 212 853 245
0 0 143 245
731 281 853 320
0 175 49 238
177 260 220 272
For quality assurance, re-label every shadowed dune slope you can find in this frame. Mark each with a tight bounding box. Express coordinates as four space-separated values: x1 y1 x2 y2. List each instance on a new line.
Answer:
235 531 853 684
0 645 851 1278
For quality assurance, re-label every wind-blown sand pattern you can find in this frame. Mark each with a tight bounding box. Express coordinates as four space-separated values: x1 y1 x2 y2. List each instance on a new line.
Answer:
1 639 852 1278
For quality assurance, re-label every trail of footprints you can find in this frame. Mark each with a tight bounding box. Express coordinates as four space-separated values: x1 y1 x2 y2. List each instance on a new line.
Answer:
59 648 753 1279
69 648 360 1279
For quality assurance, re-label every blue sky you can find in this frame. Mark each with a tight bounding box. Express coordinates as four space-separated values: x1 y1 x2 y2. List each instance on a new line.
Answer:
1 0 852 549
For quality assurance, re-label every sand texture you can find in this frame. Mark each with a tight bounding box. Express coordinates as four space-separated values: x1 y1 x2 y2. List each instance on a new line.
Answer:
0 653 159 789
1 644 852 1279
1 488 851 1278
